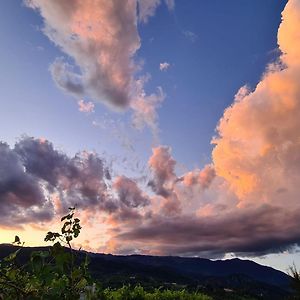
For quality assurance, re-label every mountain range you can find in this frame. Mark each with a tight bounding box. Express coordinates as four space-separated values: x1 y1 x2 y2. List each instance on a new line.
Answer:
0 244 293 299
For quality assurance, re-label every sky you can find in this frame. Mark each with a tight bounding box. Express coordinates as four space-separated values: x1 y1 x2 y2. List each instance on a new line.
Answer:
1 0 300 273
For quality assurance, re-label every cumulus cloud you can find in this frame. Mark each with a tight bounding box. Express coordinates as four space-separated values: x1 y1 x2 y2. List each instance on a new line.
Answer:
113 176 150 208
78 99 95 113
148 146 176 197
159 62 170 71
25 0 172 135
0 136 149 227
181 165 215 189
0 142 53 227
212 0 300 206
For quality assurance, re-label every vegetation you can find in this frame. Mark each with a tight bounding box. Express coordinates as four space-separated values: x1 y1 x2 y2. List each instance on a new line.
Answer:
289 264 300 299
0 208 211 300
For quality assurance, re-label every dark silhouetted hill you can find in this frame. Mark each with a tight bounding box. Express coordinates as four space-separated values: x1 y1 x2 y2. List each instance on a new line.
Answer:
0 244 292 299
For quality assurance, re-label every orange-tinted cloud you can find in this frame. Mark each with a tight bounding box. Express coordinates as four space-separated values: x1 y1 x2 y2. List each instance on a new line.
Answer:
212 0 300 206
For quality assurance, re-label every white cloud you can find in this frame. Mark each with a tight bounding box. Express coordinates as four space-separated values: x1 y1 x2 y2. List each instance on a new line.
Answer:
159 62 171 71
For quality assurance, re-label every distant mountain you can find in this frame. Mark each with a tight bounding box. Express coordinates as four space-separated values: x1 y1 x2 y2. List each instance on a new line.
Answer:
0 244 292 299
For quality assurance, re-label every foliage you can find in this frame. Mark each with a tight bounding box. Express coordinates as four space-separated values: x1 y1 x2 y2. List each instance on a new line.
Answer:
0 207 91 299
0 208 211 300
289 264 300 299
98 285 212 300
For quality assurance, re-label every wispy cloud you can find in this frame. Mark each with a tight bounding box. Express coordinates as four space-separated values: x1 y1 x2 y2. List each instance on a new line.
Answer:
183 30 198 42
159 62 171 71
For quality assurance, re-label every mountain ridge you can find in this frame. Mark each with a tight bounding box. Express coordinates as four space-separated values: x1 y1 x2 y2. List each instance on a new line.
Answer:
0 244 292 299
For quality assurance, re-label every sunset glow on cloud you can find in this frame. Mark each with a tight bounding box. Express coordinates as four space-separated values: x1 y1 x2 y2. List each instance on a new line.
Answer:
1 0 299 272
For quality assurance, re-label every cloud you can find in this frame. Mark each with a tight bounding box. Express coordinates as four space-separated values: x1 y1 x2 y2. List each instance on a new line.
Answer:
78 99 95 113
0 136 121 227
159 62 170 71
25 0 171 135
9 0 300 259
138 0 161 23
148 146 176 197
131 77 165 140
0 141 53 227
164 0 175 11
138 0 175 23
181 165 216 189
183 30 198 42
212 0 300 206
113 176 150 208
103 0 300 257
26 0 139 108
115 204 300 257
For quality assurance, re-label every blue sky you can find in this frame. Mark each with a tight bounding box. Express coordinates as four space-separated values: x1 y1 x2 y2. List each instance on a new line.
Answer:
0 0 286 167
3 0 300 273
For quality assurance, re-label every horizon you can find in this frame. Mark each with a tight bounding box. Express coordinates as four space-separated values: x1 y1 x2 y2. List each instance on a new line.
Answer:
1 0 300 275
0 242 288 275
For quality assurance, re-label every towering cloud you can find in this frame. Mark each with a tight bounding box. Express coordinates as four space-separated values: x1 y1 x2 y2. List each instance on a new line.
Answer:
212 0 300 207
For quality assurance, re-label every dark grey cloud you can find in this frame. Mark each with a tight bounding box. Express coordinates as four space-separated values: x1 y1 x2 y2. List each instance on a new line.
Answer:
0 136 126 227
14 137 110 210
0 142 53 226
114 204 300 257
0 136 161 228
50 58 85 97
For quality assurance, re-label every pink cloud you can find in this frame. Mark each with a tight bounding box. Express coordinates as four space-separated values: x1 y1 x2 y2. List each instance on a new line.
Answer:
78 99 95 113
26 0 170 136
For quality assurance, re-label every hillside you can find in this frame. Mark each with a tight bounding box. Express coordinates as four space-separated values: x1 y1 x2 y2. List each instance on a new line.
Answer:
0 244 292 299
